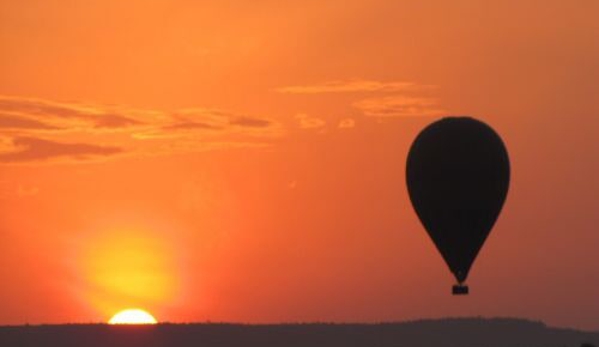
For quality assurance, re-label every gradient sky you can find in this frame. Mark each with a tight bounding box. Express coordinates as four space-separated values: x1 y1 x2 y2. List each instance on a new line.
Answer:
0 0 598 329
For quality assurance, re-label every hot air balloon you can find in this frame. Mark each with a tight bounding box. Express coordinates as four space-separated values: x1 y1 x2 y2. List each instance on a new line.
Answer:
406 117 510 295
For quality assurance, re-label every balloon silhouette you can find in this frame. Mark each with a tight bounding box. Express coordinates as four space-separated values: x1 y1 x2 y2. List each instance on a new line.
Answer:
406 117 510 295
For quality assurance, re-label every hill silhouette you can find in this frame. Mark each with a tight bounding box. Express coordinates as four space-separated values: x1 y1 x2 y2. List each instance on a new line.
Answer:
0 318 597 347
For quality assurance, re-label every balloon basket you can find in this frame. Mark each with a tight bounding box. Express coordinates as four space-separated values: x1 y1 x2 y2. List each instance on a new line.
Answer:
452 284 469 295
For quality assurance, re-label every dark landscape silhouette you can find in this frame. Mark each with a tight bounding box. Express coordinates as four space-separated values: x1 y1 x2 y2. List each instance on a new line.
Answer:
1 318 597 347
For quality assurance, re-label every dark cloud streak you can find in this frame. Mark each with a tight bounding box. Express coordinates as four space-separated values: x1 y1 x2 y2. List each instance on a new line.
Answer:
0 96 281 163
90 114 142 129
229 116 272 128
0 114 60 130
0 137 123 163
162 121 222 131
0 96 142 130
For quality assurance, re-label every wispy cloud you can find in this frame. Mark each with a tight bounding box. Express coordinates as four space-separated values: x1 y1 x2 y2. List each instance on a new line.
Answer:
338 118 356 129
276 79 445 121
0 96 281 163
0 114 60 130
93 114 142 129
352 96 445 117
295 113 326 129
0 96 143 131
162 121 221 132
229 116 272 128
276 79 431 94
134 108 280 140
0 137 123 163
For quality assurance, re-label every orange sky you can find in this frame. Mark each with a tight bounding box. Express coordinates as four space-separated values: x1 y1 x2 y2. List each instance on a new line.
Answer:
0 0 598 330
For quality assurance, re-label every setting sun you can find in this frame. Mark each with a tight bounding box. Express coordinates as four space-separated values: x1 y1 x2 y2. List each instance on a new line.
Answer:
108 309 158 325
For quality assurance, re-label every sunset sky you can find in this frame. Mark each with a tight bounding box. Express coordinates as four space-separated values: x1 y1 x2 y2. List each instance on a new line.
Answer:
0 0 598 330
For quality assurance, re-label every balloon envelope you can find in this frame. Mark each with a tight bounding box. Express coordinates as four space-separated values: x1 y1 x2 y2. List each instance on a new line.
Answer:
406 117 510 286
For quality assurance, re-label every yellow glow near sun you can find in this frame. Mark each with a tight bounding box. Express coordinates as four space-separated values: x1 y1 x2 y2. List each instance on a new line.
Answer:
79 228 181 319
108 309 158 325
87 232 174 300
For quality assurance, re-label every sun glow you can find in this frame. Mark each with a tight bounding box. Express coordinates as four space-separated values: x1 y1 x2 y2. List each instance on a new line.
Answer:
108 309 158 325
78 228 181 320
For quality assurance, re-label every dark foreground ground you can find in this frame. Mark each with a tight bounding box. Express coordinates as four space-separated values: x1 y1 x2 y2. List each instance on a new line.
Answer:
0 318 597 347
